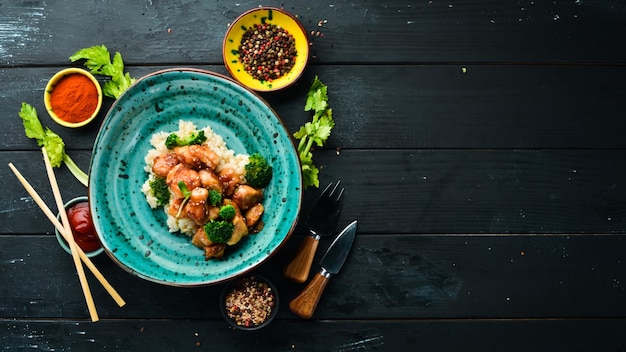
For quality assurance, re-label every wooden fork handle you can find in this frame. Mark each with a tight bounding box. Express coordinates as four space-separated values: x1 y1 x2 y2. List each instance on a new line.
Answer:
289 272 329 319
284 235 319 283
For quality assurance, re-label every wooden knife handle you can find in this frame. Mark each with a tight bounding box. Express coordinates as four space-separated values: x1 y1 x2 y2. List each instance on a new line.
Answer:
289 272 329 319
284 235 319 283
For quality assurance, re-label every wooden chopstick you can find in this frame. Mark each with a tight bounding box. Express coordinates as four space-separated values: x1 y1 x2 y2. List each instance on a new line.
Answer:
8 162 126 309
40 148 98 322
9 162 126 308
8 153 126 316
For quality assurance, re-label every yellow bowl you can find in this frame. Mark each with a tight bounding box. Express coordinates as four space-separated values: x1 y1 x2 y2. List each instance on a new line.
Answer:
44 68 103 128
223 7 309 92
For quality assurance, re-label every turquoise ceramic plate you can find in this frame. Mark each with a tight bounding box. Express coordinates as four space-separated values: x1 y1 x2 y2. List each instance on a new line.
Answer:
89 68 302 286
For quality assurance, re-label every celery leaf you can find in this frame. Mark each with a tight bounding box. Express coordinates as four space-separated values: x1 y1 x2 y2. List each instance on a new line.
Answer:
293 76 335 189
70 45 135 99
18 102 88 185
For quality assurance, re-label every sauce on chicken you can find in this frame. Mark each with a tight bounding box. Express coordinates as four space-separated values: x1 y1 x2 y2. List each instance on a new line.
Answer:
151 144 266 260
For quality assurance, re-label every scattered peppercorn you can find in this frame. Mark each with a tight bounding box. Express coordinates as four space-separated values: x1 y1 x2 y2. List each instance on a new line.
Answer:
224 276 276 328
238 23 297 82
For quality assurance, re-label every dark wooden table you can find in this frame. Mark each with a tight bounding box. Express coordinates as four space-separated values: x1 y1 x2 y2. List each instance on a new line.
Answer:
2 1 626 350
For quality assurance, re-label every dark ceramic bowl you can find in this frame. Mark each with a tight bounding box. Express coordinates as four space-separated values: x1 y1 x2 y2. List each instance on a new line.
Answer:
55 196 104 258
220 274 279 330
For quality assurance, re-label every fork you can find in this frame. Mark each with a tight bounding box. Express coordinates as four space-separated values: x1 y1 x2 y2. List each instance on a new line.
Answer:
284 181 344 283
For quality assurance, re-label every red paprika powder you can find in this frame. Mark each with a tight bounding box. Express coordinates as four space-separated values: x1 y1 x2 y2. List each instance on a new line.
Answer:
49 73 99 124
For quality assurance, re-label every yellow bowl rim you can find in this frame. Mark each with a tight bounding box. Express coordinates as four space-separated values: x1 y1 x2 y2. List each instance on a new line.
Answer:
44 67 103 128
222 6 309 92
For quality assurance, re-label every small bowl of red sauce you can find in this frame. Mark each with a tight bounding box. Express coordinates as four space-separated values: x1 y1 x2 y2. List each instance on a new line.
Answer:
44 68 103 128
55 196 103 257
220 274 279 330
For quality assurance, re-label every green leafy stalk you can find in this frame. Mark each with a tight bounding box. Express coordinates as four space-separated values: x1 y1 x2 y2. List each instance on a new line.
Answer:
293 76 335 189
69 45 135 99
18 102 89 187
63 154 89 187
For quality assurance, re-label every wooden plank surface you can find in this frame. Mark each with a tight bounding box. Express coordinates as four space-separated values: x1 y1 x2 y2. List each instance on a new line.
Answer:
2 0 626 350
3 149 626 235
2 319 626 351
2 234 625 320
4 65 626 151
2 0 626 65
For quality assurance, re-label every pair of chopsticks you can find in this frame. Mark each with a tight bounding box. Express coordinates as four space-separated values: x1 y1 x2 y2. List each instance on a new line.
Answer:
8 147 125 322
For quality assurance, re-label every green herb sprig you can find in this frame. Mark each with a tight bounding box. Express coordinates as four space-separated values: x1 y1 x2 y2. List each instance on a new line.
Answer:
293 76 335 189
175 181 192 218
69 45 135 99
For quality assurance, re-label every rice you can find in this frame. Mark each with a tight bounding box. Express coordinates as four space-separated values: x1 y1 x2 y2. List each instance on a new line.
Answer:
141 120 250 235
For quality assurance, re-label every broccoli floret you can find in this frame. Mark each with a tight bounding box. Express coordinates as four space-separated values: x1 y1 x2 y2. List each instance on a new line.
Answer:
219 204 236 221
208 189 222 206
245 153 273 188
204 220 234 243
164 134 179 149
149 177 170 207
165 130 207 149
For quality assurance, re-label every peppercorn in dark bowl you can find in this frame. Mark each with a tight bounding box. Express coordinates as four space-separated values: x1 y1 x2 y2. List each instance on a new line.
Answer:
223 7 309 92
220 274 279 330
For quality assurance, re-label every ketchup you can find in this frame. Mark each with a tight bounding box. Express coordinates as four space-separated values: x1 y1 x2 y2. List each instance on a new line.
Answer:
66 201 101 252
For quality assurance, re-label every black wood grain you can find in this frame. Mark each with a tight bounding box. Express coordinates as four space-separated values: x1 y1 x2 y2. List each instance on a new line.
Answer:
3 149 625 235
3 65 626 151
2 0 625 66
2 235 625 320
2 0 626 348
1 319 625 351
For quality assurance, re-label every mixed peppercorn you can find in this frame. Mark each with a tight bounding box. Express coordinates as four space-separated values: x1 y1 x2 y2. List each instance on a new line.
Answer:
224 275 276 328
238 23 297 82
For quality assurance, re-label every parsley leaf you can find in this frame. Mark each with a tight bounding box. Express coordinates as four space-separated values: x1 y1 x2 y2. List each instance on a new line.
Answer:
293 76 335 189
69 45 112 74
70 45 135 99
304 77 328 113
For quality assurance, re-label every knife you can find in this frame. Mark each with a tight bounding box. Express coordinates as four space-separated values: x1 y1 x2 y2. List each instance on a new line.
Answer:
289 220 358 319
